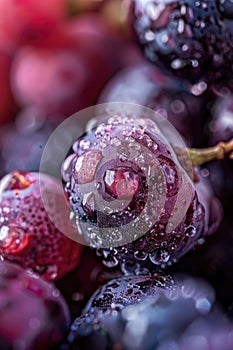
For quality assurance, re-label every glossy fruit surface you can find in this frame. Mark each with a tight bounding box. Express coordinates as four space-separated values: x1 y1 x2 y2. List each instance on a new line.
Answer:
62 111 222 273
0 171 82 280
83 273 174 312
130 0 233 84
65 275 233 350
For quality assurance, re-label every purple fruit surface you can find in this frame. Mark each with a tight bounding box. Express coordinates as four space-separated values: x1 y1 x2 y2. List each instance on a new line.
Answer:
0 171 82 281
0 261 70 350
62 112 222 273
130 0 233 85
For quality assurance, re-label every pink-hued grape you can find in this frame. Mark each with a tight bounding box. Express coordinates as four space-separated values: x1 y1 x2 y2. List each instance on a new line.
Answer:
11 44 87 116
0 261 70 350
11 15 122 116
0 52 15 125
0 171 82 281
0 0 67 53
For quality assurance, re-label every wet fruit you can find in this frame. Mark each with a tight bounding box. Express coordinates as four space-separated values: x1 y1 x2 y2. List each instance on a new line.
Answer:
130 0 233 85
65 275 233 350
62 111 222 273
0 171 82 280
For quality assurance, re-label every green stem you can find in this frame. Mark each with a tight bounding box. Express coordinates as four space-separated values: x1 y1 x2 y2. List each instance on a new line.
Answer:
187 138 233 167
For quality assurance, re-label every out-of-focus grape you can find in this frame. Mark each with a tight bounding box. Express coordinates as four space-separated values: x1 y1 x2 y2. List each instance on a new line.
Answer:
11 15 123 116
207 95 233 144
0 261 70 350
11 44 87 116
0 0 67 53
0 52 15 125
69 0 106 13
99 63 206 146
0 108 61 178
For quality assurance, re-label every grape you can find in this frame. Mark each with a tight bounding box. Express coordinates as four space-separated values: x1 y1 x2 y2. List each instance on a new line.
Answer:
11 15 122 116
62 109 222 273
0 0 67 52
130 0 233 86
0 52 15 125
65 275 233 350
99 62 206 146
0 171 82 281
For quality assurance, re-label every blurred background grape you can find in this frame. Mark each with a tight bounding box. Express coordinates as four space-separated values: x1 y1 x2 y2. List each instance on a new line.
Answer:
0 0 140 177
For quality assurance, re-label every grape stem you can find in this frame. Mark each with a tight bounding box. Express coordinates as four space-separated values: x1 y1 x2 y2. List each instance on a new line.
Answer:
187 138 233 167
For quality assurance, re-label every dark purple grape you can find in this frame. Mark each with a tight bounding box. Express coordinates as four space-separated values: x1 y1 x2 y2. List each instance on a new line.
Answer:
65 275 233 350
99 62 206 146
64 273 175 350
130 0 233 85
62 111 222 273
83 273 174 312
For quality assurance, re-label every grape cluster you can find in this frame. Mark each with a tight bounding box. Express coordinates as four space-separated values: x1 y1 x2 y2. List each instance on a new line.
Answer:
0 1 233 349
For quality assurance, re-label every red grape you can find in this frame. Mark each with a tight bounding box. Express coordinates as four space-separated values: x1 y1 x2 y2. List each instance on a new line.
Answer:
0 0 67 53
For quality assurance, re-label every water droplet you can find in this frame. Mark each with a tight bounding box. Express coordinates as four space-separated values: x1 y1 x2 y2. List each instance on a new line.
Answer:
74 150 103 184
134 250 148 261
190 81 207 96
47 265 58 280
149 249 170 265
111 137 121 147
0 224 29 254
121 261 140 275
61 153 76 182
197 238 205 245
111 302 125 310
181 279 196 298
77 139 91 152
102 255 119 268
99 140 107 149
145 30 155 41
195 297 211 314
185 225 197 237
103 168 139 200
171 58 186 70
